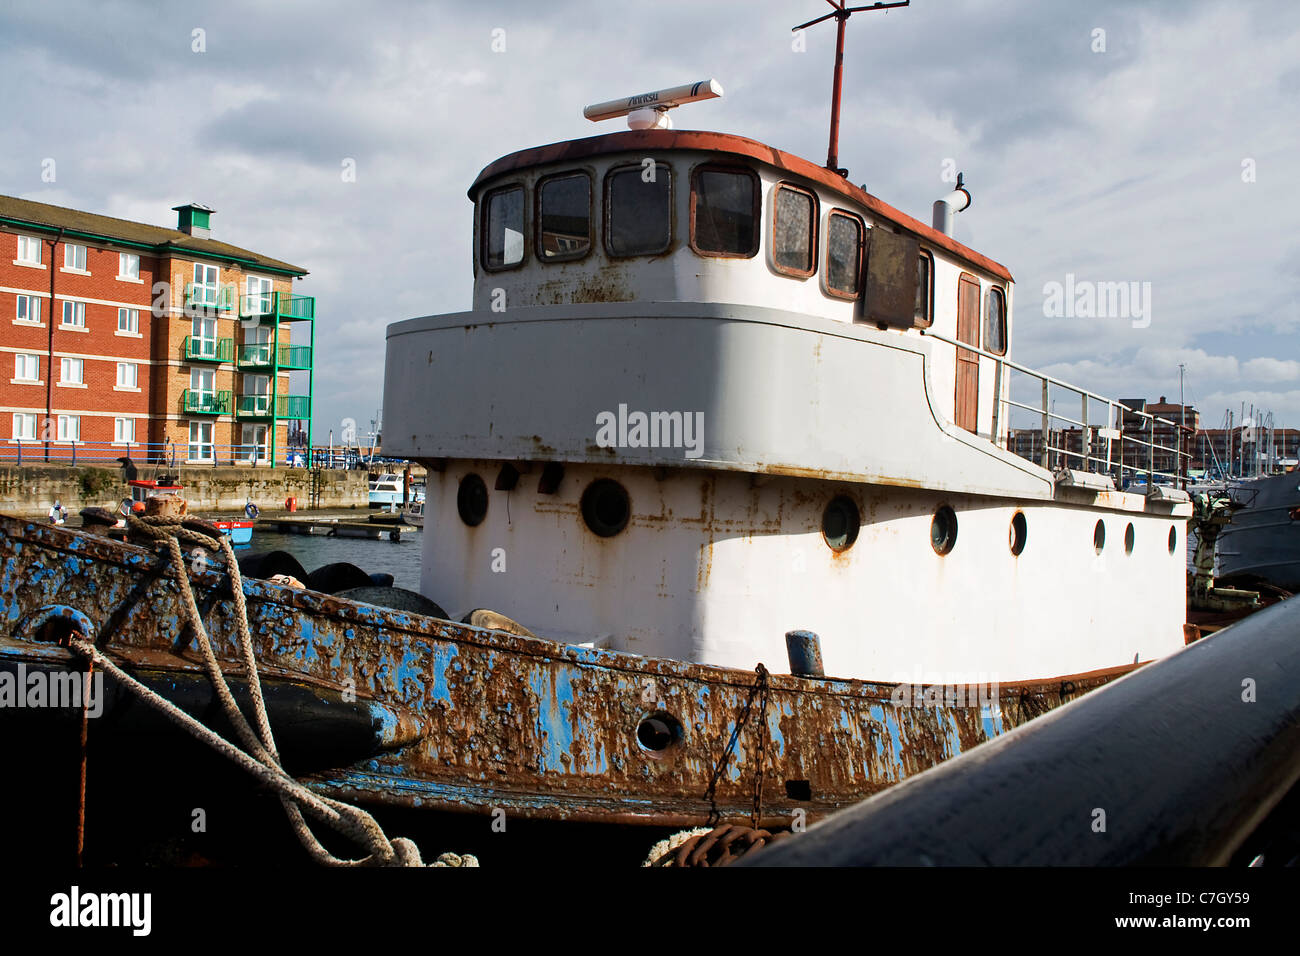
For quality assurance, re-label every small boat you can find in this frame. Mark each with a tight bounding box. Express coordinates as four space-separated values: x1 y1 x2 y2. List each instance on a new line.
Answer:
402 498 424 527
368 473 422 510
124 477 254 546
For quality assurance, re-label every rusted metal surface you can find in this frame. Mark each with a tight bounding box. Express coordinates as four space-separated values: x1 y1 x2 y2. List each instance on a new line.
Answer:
468 129 1014 283
0 515 1131 828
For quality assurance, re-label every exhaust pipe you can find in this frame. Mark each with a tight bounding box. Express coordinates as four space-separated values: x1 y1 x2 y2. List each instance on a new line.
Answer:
932 173 971 236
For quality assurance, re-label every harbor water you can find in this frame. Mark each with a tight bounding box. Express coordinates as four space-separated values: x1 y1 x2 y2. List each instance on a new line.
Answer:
247 525 423 590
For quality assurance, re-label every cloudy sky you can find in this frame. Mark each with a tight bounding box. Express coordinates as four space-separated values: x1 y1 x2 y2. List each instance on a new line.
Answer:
3 0 1297 439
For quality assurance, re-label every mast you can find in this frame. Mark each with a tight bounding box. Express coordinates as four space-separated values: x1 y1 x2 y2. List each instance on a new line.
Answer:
794 1 910 175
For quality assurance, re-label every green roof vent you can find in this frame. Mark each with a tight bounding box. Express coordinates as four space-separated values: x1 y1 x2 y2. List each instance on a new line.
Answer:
172 202 215 239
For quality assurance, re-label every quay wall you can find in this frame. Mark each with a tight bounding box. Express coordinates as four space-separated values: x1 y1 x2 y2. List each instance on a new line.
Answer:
0 465 370 515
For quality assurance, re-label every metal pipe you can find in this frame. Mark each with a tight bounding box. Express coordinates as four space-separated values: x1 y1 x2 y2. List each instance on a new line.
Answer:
931 186 971 236
745 596 1300 866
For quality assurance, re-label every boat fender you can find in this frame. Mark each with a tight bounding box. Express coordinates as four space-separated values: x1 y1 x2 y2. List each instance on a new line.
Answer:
461 608 537 639
335 586 449 619
245 501 260 520
305 562 374 595
388 529 400 542
368 572 395 588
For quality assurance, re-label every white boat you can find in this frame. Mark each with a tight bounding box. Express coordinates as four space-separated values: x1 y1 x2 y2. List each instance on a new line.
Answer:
367 473 423 509
384 81 1192 686
402 498 424 527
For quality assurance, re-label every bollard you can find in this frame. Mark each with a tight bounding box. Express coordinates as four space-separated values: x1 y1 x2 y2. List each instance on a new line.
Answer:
785 630 824 677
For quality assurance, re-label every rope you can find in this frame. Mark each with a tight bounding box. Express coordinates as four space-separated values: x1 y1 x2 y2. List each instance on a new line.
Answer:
66 512 476 867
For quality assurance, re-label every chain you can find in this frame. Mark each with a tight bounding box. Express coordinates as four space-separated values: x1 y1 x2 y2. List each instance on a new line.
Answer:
751 664 770 828
704 663 770 827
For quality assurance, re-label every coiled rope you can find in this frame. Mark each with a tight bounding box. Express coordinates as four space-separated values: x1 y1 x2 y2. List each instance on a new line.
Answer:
67 512 476 867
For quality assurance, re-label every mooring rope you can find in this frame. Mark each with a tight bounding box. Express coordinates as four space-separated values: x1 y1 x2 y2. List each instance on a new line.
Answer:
66 513 477 868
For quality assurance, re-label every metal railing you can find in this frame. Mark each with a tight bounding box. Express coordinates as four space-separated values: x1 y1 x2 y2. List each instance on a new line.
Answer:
0 440 308 468
238 291 315 321
234 394 311 419
923 329 1190 490
235 344 313 368
181 389 231 415
182 336 233 362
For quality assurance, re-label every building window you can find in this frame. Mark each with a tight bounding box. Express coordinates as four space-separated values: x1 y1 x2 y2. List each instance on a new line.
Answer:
481 185 525 270
57 415 80 442
17 236 42 265
605 163 672 257
245 275 272 315
114 417 135 444
12 413 37 441
116 362 137 388
537 173 592 261
192 263 220 306
60 357 84 385
14 354 39 382
915 251 934 328
191 314 218 356
61 301 86 327
16 295 41 324
64 244 88 271
190 366 215 397
825 211 863 299
245 373 271 414
772 183 817 277
242 424 268 462
984 286 1007 355
118 307 139 333
188 421 214 461
690 165 759 258
118 253 140 279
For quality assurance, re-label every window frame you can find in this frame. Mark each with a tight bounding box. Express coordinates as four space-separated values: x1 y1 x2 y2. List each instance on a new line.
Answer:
16 235 42 265
16 294 41 325
190 366 216 397
57 414 80 442
116 362 137 389
770 182 819 279
188 420 214 462
114 417 135 444
192 263 220 306
603 161 674 259
479 183 528 273
12 412 37 442
118 252 140 279
14 353 40 382
61 300 86 328
117 307 139 333
915 250 936 330
60 357 84 385
689 162 761 259
984 284 1008 356
823 209 865 301
64 243 88 271
534 170 594 264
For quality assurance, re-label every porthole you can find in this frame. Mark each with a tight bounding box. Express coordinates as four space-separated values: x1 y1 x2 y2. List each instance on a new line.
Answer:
822 495 860 552
1093 519 1106 554
931 505 958 555
1124 523 1135 555
581 478 631 538
456 473 488 527
1168 526 1178 554
1009 512 1027 556
636 711 683 754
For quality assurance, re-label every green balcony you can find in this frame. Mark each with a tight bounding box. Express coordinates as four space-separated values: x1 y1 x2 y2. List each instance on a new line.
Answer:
183 336 232 362
182 389 231 415
238 291 315 322
236 344 313 369
236 393 311 419
183 284 235 313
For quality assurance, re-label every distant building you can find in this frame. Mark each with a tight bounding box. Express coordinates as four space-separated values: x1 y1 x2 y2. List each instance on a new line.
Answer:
1194 426 1299 475
0 195 315 466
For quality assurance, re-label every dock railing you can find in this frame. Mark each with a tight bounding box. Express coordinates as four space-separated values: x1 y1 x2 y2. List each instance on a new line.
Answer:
923 329 1191 490
0 440 311 468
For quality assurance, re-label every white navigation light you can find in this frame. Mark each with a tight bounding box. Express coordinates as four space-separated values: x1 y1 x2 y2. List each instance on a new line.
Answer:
584 79 724 130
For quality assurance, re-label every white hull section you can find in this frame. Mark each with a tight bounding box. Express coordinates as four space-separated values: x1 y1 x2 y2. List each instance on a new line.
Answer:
419 460 1186 683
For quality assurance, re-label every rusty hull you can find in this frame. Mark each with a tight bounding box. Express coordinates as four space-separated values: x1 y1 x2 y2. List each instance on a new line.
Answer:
0 515 1130 828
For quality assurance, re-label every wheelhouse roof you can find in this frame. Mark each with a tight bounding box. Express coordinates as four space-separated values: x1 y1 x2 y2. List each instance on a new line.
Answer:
469 129 1013 283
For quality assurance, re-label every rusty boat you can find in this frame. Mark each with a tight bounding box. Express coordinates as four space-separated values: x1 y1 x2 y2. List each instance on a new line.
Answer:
0 78 1199 865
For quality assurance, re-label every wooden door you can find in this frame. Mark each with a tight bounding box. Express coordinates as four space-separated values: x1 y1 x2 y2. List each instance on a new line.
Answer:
955 274 981 433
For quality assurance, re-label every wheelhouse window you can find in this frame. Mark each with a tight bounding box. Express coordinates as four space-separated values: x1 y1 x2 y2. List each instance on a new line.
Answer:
481 185 525 270
825 211 863 299
691 165 759 257
984 286 1007 355
537 173 592 261
915 251 934 328
772 184 817 277
605 163 672 257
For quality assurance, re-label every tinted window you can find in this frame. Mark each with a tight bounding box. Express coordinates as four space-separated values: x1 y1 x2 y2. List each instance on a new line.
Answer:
607 164 671 256
985 287 1007 354
826 213 862 297
692 167 757 256
773 185 815 275
538 174 591 260
483 186 524 269
916 253 933 327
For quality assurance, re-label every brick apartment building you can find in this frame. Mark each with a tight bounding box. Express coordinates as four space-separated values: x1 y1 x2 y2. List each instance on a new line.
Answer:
0 195 315 467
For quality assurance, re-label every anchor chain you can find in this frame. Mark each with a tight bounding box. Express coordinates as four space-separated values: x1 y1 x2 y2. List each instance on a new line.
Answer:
704 662 770 827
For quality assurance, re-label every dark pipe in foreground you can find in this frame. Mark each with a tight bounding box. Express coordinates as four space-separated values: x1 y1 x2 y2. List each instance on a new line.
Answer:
746 596 1300 866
